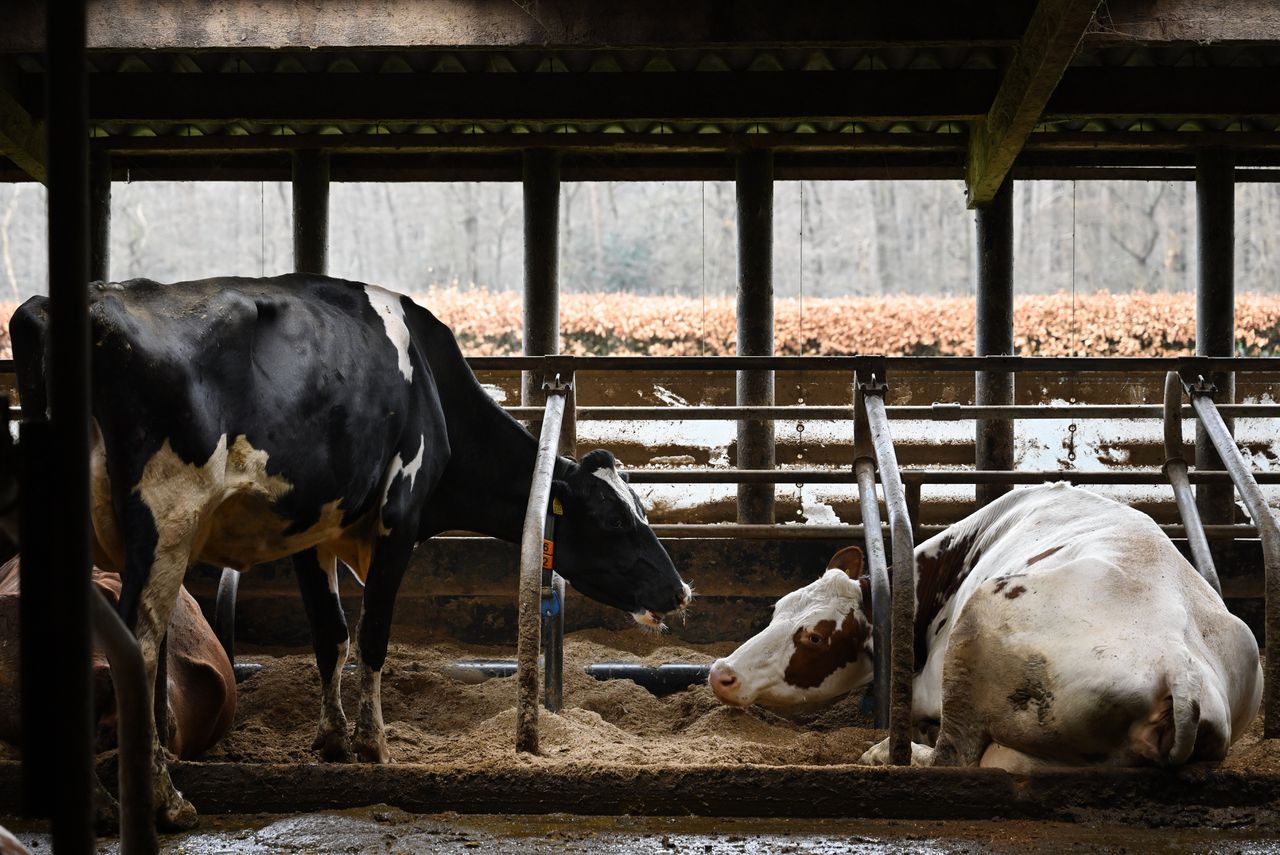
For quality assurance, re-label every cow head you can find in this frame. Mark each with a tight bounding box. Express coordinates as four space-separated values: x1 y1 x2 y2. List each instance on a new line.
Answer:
550 449 691 630
709 546 872 709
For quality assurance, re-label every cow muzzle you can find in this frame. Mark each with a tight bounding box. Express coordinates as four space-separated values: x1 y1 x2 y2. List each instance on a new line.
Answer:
708 659 750 706
631 581 694 632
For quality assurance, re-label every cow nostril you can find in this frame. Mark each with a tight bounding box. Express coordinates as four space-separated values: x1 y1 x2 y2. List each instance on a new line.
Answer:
717 673 738 689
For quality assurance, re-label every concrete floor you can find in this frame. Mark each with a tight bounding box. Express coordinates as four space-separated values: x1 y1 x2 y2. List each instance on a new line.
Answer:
9 808 1280 854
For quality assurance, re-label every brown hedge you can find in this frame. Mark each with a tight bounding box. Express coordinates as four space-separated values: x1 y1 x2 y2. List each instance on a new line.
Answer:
1 289 1277 359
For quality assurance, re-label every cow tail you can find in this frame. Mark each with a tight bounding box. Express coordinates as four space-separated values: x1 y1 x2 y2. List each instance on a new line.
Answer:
1167 668 1202 766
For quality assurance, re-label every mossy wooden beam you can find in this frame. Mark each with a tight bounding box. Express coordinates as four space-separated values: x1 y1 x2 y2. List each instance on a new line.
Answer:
0 77 45 183
966 0 1100 207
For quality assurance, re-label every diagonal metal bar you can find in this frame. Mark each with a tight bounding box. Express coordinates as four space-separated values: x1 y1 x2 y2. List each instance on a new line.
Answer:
1162 373 1220 597
966 0 1101 206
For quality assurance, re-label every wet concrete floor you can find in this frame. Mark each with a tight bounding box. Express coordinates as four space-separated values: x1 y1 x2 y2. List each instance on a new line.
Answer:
9 808 1280 854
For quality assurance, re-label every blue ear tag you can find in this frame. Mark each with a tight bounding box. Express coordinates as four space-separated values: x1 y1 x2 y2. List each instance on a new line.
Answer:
541 588 562 618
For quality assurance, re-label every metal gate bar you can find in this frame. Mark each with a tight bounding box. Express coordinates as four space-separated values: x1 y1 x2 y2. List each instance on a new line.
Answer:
1162 373 1221 595
1183 372 1280 738
859 367 916 767
515 381 568 754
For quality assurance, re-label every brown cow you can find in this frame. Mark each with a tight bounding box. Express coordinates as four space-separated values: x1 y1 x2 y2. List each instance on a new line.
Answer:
0 557 235 760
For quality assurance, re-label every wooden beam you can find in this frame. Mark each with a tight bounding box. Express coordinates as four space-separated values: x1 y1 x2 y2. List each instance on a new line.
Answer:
966 0 1101 207
1 0 1030 51
1089 0 1280 44
0 75 45 182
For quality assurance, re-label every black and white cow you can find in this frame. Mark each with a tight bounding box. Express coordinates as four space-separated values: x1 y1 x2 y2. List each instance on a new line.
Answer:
11 275 691 827
710 484 1261 770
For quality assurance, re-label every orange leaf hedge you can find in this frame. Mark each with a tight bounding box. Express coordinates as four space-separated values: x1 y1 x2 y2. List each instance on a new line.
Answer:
1 289 1277 359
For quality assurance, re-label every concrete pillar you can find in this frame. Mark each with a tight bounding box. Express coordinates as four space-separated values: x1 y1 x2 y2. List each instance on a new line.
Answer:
735 150 775 524
974 180 1015 507
1195 149 1236 527
291 151 330 275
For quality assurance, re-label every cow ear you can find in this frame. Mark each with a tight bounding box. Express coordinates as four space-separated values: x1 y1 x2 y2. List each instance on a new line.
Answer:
826 545 864 579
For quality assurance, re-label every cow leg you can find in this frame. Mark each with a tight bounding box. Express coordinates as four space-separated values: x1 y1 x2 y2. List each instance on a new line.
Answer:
294 548 351 761
116 500 200 831
351 533 415 764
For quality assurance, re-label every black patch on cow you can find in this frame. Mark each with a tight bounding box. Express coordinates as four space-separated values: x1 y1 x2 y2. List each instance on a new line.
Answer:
913 532 981 672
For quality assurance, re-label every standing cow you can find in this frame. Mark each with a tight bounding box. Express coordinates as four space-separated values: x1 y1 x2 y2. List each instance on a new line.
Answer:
11 275 691 828
709 483 1261 769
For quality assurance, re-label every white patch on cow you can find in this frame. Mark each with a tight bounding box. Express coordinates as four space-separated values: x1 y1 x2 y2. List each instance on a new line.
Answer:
363 284 414 383
592 465 646 521
378 435 426 531
712 568 869 709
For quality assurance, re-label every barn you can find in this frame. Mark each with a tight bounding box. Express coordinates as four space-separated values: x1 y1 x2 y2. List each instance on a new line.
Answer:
2 0 1280 851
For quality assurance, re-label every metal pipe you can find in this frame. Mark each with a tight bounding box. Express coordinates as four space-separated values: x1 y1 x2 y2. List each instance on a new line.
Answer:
466 355 1279 373
214 568 240 666
863 392 916 767
291 150 330 275
445 660 712 697
1163 373 1220 596
735 148 776 524
625 468 1280 485
89 589 158 855
855 458 891 730
1187 387 1280 738
542 571 565 714
646 522 1258 540
45 0 96 848
504 403 1280 421
521 150 561 434
89 150 111 282
975 179 1014 507
18 420 54 815
516 391 566 754
1196 149 1237 539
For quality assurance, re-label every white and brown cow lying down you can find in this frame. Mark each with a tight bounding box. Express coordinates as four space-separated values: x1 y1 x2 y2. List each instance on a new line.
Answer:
709 483 1262 769
0 557 236 760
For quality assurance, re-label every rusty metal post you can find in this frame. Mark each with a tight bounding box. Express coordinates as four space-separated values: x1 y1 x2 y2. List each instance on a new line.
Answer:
735 150 775 523
1195 150 1236 532
43 0 96 849
975 180 1014 507
89 150 111 283
292 150 330 275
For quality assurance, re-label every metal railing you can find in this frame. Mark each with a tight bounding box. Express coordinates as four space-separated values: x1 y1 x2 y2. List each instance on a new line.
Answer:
497 354 1280 759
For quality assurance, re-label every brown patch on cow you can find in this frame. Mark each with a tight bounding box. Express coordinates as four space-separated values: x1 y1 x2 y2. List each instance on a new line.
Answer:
1005 585 1028 599
913 532 981 671
782 610 870 690
1026 544 1064 567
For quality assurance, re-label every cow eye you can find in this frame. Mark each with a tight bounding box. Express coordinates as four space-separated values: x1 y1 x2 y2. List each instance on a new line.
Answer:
605 516 626 530
803 632 825 647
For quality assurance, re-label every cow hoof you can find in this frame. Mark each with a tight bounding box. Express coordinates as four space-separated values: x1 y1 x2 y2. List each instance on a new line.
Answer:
158 796 199 832
353 738 390 764
313 730 352 762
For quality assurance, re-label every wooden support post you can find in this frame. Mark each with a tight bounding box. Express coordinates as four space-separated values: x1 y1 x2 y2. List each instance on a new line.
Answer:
291 151 329 275
975 180 1015 507
735 150 775 524
521 151 561 422
42 0 96 850
0 75 46 183
966 0 1101 206
1195 150 1236 532
89 150 110 282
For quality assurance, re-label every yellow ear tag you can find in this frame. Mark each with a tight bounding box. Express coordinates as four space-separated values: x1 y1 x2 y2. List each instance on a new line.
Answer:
552 497 564 516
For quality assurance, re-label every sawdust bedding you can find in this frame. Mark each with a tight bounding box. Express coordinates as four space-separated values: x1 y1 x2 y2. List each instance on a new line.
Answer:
203 628 883 770
203 628 1280 774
